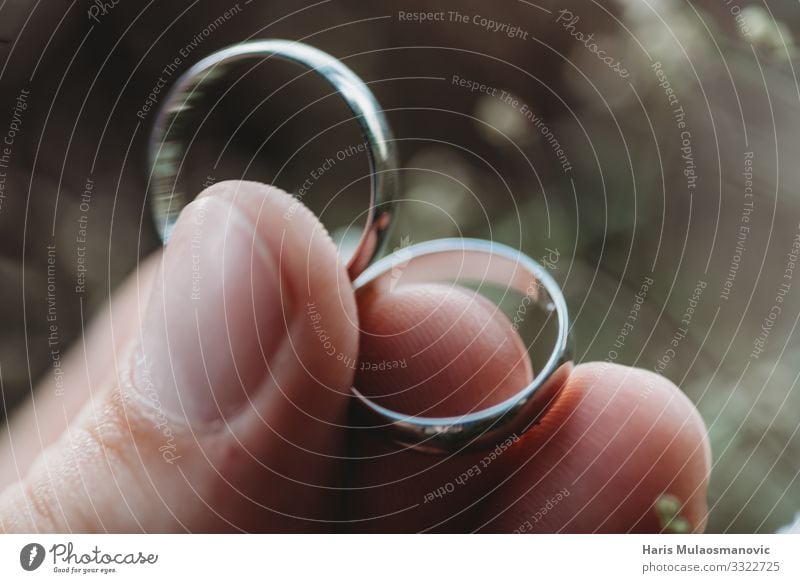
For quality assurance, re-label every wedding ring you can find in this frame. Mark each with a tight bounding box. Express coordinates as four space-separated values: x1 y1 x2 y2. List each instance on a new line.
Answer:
147 39 397 279
352 238 573 453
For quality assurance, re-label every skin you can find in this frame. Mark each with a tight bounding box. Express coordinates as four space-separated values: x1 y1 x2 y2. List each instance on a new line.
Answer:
0 181 710 532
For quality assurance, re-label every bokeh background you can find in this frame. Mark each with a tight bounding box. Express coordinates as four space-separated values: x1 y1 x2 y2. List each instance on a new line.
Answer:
1 0 798 532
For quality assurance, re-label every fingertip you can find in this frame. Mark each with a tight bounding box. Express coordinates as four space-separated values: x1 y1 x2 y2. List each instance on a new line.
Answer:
477 362 711 533
354 282 533 416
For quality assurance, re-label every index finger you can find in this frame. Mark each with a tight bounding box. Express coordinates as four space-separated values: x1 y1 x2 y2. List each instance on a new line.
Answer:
341 281 710 532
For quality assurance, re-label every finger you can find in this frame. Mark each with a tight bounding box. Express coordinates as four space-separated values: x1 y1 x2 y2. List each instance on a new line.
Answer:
0 180 358 532
354 282 533 415
0 254 160 490
476 362 711 533
343 284 710 533
342 282 535 532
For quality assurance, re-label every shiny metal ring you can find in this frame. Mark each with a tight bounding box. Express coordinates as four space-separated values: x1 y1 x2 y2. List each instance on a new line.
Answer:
352 238 573 453
148 39 397 279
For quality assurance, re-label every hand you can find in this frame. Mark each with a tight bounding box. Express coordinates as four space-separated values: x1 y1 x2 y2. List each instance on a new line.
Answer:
0 181 710 532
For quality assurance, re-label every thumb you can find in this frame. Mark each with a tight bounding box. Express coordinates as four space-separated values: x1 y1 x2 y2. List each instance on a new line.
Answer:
0 181 358 532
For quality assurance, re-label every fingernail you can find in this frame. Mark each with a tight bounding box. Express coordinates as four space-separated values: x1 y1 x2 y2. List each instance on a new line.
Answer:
135 195 287 425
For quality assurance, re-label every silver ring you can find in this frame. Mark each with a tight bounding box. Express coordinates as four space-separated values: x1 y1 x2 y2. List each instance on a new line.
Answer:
352 238 573 453
147 39 397 279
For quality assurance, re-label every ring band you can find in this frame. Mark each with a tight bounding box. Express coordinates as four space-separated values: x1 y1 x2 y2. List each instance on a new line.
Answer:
147 39 397 279
352 238 573 453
